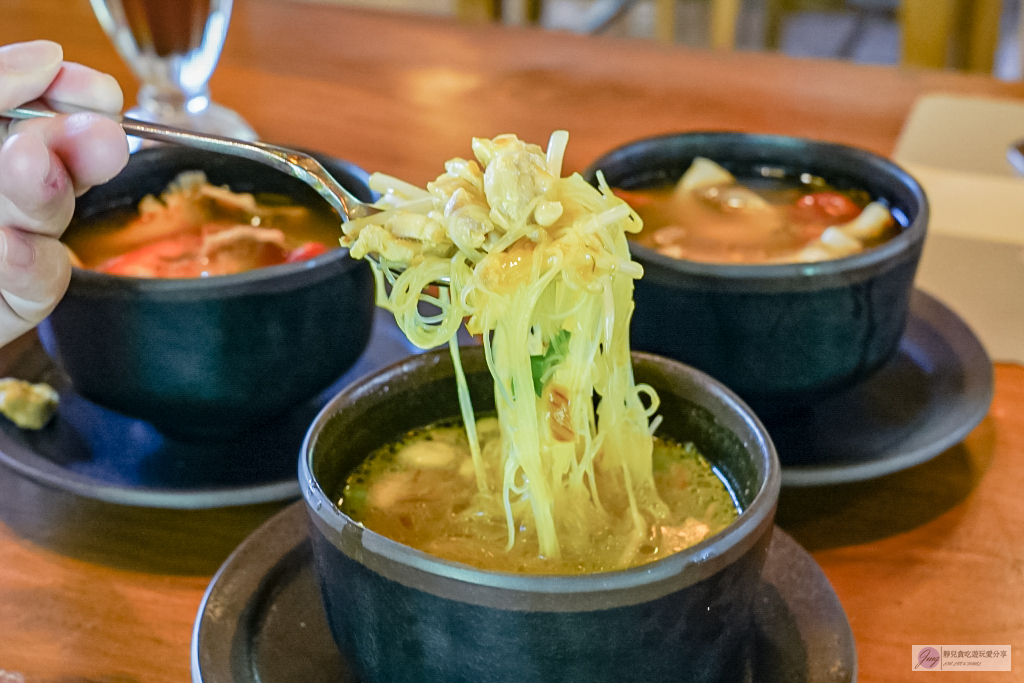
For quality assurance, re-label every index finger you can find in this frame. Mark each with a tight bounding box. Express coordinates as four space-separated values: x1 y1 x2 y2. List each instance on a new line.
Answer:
0 41 123 116
44 62 124 114
0 41 63 111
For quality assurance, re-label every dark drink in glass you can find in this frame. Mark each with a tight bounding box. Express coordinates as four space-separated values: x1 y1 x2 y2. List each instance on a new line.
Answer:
91 0 256 144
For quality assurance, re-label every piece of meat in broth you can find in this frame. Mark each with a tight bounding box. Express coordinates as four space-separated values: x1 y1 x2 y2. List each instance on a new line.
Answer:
199 224 290 274
96 235 203 278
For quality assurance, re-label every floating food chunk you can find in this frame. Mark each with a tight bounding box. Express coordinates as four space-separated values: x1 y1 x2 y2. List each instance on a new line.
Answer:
64 171 336 278
620 157 898 264
398 440 458 469
0 378 59 430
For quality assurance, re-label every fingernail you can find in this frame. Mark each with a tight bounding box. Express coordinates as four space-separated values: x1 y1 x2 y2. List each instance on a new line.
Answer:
0 230 35 269
0 41 62 74
95 73 125 112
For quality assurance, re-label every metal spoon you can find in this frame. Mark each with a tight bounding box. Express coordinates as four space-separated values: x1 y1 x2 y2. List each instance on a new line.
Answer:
1008 138 1024 176
1 100 382 222
1 100 451 284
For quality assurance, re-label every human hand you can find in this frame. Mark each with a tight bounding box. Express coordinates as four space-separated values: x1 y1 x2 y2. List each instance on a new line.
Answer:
0 40 128 347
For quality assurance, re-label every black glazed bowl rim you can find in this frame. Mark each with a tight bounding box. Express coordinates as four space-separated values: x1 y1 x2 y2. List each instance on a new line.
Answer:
300 347 781 598
582 131 929 289
65 147 368 299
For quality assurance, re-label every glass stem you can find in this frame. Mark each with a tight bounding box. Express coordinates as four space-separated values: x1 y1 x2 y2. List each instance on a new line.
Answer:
137 83 211 120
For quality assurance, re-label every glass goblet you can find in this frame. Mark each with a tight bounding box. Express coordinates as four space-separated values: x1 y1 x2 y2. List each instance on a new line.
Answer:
90 0 257 145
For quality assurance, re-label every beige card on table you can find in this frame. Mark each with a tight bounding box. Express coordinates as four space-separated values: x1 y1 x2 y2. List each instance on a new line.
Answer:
893 94 1024 365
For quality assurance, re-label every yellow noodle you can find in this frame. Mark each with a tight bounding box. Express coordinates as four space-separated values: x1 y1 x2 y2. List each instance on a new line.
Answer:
342 132 664 562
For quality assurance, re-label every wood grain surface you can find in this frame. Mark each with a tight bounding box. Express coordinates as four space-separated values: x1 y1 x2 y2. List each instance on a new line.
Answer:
1 2 1023 681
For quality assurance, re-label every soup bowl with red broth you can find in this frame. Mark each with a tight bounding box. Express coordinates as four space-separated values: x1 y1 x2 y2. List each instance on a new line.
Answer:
583 132 928 433
39 146 375 439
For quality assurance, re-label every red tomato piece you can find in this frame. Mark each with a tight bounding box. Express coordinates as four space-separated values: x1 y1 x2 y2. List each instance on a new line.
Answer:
286 242 330 262
791 192 862 225
97 235 203 278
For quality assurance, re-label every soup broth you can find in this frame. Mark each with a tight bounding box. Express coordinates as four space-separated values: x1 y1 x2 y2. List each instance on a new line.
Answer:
616 158 899 264
64 171 338 278
339 417 739 575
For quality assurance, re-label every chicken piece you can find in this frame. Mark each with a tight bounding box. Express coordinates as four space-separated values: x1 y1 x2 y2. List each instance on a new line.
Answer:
444 157 486 191
162 170 208 197
429 160 485 202
106 197 199 256
659 517 711 554
347 223 455 264
368 471 416 509
155 171 307 224
445 191 495 253
473 135 555 226
836 202 894 241
200 184 309 222
471 134 546 167
818 226 862 258
699 184 770 212
199 225 291 274
385 213 449 245
557 222 616 288
156 171 212 223
0 378 59 430
458 457 476 479
98 225 291 278
474 416 500 441
398 440 458 469
788 244 832 263
201 225 287 253
427 164 495 254
675 157 736 194
199 183 260 214
109 172 244 257
347 224 421 263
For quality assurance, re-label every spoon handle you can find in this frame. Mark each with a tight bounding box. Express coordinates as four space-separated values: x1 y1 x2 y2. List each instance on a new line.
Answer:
1 100 377 221
1009 139 1024 176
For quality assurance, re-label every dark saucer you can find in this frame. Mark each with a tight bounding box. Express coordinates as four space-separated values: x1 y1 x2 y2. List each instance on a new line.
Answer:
0 310 418 508
191 503 856 683
776 290 993 486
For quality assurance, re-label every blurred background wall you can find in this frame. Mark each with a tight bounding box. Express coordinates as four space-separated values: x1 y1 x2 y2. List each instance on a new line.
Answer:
303 0 1023 79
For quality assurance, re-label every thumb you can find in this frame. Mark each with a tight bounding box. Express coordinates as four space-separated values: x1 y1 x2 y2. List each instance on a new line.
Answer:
0 41 63 111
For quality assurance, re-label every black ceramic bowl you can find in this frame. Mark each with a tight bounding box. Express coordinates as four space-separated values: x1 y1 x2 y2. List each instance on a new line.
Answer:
583 132 928 416
301 347 780 683
39 146 375 439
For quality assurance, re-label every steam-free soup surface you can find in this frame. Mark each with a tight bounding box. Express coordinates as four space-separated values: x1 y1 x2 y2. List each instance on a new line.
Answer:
615 158 898 264
64 171 338 278
339 417 738 575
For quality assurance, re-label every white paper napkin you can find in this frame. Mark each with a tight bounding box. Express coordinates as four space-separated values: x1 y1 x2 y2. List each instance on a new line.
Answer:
894 94 1024 365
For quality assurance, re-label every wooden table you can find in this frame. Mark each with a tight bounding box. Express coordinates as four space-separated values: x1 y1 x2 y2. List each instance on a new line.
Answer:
1 2 1023 681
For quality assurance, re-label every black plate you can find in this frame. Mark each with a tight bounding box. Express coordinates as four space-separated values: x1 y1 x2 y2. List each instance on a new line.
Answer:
191 503 856 683
776 290 993 486
0 310 418 508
